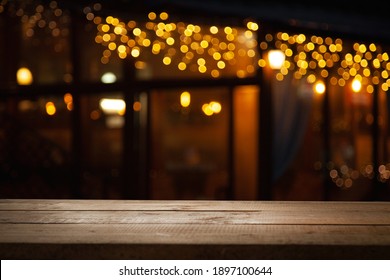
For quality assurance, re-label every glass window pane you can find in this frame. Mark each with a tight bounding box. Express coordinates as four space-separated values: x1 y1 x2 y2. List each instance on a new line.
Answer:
80 92 124 198
149 87 229 199
327 83 373 199
377 90 390 199
271 76 324 200
1 95 73 198
79 18 123 83
17 1 71 84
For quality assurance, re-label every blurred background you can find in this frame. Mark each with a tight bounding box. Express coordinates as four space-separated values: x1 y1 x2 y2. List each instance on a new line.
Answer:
1 0 390 200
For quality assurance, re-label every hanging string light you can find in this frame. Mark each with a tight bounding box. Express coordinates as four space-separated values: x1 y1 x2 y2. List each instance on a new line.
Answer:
257 31 390 93
2 0 390 185
341 43 390 93
83 6 259 78
258 32 344 84
256 30 390 188
2 0 70 52
2 0 389 85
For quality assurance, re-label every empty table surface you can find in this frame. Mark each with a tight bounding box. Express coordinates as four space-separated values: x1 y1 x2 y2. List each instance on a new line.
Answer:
0 199 389 259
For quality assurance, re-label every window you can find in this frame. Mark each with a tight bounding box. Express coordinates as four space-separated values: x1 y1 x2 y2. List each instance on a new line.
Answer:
1 0 389 200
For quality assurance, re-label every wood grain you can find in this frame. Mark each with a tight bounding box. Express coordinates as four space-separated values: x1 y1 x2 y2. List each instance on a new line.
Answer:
0 199 389 259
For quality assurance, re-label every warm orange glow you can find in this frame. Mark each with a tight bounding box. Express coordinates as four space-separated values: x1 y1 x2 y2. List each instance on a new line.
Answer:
202 103 214 116
64 93 73 111
90 110 101 120
178 62 187 71
64 93 73 103
101 72 117 83
267 50 285 70
198 65 207 73
79 7 390 89
210 26 218 34
352 78 362 92
159 12 169 20
131 48 140 57
148 12 156 20
163 57 171 65
89 12 262 78
211 70 220 78
180 91 191 107
209 101 222 113
314 81 326 94
202 101 222 116
45 102 56 115
246 21 259 31
117 45 126 53
133 101 142 111
16 67 33 85
135 61 146 69
100 98 126 114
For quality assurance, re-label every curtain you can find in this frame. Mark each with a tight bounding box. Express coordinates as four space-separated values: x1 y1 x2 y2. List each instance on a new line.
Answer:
272 74 313 181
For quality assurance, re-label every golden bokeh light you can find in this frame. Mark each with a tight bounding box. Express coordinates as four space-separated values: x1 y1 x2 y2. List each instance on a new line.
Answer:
202 101 222 116
16 67 33 85
268 50 285 70
85 9 260 78
76 5 390 88
45 102 56 115
100 98 126 115
352 78 362 92
180 91 191 107
133 101 142 111
314 81 326 94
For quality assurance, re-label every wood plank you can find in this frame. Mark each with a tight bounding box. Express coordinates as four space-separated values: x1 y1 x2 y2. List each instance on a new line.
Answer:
1 223 390 246
1 199 389 259
1 199 390 212
1 209 389 225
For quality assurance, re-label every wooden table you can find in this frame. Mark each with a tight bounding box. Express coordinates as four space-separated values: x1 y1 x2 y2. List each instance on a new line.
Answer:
0 199 389 259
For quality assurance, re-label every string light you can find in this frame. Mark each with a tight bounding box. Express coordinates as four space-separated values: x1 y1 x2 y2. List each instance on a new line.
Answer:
257 31 389 91
84 8 258 78
4 0 70 49
2 1 388 85
16 67 33 85
2 1 390 189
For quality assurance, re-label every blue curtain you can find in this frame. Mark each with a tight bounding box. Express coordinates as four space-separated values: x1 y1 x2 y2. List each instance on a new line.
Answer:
272 75 314 181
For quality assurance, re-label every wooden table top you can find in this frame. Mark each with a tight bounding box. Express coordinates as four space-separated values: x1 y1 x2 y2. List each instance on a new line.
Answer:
0 199 389 259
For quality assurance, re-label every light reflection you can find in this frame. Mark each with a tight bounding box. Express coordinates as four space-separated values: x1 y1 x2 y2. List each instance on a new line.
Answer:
323 161 390 187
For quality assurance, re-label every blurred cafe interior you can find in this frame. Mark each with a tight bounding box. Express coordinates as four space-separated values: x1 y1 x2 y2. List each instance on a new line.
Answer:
1 0 390 201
